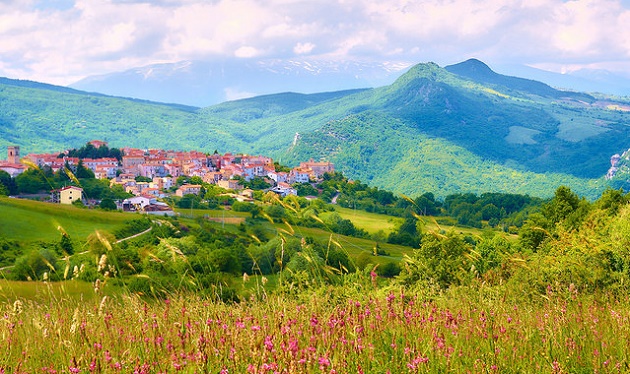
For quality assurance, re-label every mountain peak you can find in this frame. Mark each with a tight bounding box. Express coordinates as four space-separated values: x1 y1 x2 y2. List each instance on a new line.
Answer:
444 59 497 80
445 59 594 102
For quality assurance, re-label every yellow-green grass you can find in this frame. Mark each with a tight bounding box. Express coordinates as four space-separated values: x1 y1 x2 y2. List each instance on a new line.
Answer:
1 287 628 373
174 207 250 219
325 206 498 239
0 279 119 302
0 197 133 242
321 206 403 234
287 225 412 264
422 216 485 236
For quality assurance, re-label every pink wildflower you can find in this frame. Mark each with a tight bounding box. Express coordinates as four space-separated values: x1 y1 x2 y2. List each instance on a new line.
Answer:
318 356 331 369
264 335 274 351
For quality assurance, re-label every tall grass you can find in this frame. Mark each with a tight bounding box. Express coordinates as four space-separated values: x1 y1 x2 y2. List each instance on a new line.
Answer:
1 282 629 373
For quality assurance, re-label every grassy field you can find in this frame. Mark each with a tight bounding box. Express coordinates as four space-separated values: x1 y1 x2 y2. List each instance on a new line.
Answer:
327 205 491 239
285 225 411 265
0 279 120 302
0 197 133 242
321 206 403 234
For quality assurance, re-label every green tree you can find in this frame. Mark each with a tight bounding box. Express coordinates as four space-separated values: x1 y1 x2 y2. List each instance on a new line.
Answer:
75 160 95 179
0 170 18 195
543 186 580 225
59 233 74 255
401 232 472 288
15 169 48 194
100 198 117 211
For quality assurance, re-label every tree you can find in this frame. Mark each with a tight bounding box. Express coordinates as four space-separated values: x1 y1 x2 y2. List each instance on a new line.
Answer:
401 232 472 288
59 233 74 255
0 170 17 195
543 186 580 225
15 169 48 194
189 176 204 185
100 198 117 211
75 160 95 179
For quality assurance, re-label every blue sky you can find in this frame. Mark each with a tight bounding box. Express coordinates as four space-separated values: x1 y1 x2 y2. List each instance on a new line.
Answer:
1 0 629 85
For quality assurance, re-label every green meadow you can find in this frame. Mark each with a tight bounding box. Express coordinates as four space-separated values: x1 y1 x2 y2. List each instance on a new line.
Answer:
326 205 493 239
0 197 133 242
321 206 403 234
0 279 119 302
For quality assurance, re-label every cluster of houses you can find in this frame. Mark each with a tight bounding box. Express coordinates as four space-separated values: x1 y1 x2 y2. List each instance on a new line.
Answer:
3 141 334 212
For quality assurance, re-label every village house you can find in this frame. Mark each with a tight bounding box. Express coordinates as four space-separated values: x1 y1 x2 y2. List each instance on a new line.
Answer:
270 182 297 197
175 184 203 197
217 179 243 191
139 163 167 179
165 163 182 178
267 171 289 184
94 164 118 179
203 171 223 184
88 140 108 148
151 176 174 191
121 195 151 212
122 154 145 175
51 186 84 205
299 159 335 178
288 167 311 184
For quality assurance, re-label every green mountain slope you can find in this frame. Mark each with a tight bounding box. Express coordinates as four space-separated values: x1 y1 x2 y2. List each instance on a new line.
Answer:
2 59 630 199
444 59 595 102
283 112 606 199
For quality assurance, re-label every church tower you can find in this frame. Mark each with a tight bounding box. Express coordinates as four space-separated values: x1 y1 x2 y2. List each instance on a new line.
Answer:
7 146 19 164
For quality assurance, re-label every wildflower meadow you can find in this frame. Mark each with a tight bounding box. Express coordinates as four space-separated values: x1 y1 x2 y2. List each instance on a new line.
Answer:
2 281 630 373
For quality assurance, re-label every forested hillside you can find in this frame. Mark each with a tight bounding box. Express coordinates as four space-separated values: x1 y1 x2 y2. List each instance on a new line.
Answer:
2 59 630 198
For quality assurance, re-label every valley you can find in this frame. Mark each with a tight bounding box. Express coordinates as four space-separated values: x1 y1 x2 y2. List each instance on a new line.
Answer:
2 59 630 373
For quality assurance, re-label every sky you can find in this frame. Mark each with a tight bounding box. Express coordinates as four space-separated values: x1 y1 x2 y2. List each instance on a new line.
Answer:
1 0 630 86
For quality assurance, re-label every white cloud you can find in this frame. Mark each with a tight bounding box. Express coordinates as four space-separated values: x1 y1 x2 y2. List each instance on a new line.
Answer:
234 46 263 58
0 0 629 85
294 42 315 54
224 87 257 101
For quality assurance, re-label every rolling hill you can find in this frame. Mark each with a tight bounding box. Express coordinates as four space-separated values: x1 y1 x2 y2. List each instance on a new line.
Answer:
2 59 630 199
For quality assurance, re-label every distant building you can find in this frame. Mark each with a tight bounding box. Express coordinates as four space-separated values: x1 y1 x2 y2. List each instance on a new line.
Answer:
299 159 334 178
270 182 297 197
7 146 19 164
175 184 203 197
217 179 243 191
88 140 108 149
52 186 84 205
121 196 151 212
0 146 26 177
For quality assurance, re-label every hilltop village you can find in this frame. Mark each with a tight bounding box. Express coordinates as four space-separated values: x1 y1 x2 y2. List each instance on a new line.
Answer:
2 140 334 211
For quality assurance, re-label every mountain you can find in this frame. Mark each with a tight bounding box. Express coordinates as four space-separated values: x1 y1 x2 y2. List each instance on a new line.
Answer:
493 63 630 97
445 59 594 102
70 59 411 107
3 58 630 199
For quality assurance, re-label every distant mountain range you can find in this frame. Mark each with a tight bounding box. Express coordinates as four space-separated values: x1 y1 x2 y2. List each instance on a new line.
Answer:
69 58 630 108
3 58 630 199
70 59 412 107
494 64 630 97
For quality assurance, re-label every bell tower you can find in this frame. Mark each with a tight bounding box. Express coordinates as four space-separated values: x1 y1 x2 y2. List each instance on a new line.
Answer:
7 146 19 164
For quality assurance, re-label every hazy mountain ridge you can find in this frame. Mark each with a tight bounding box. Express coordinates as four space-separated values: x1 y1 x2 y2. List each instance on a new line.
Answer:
70 59 411 107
